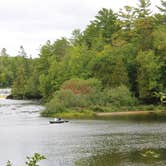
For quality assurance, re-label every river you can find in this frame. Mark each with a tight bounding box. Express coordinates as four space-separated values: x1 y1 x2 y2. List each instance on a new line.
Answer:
0 98 166 166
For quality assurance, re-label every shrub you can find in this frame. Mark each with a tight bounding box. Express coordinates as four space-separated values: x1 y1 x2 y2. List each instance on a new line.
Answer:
61 78 101 95
43 81 137 116
61 78 103 106
25 153 46 166
43 78 102 116
42 98 66 117
103 85 137 107
6 153 46 166
55 89 76 107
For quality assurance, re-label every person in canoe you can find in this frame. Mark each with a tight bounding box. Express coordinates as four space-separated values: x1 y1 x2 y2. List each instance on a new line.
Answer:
49 118 69 124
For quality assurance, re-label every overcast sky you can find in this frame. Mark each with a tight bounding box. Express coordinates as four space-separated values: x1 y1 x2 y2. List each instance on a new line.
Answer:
0 0 161 57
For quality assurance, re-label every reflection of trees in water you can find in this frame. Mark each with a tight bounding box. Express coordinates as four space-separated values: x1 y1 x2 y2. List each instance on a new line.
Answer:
75 150 121 166
75 148 166 166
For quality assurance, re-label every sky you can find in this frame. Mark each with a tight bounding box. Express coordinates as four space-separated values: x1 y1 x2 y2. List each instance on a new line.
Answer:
0 0 161 57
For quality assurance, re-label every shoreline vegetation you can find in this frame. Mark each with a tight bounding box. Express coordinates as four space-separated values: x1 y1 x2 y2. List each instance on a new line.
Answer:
41 78 165 120
41 105 166 120
0 0 166 120
41 110 166 120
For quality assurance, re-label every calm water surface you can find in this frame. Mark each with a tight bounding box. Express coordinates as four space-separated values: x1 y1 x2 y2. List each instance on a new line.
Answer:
0 99 166 166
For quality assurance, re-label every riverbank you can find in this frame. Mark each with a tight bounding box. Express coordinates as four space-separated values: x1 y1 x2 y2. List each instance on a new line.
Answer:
41 105 166 120
96 110 166 116
95 110 166 121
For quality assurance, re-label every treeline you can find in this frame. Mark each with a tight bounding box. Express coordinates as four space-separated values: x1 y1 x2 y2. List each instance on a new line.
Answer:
0 0 166 107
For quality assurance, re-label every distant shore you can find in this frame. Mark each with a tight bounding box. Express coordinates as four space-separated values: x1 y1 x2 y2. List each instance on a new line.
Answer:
96 110 166 117
42 109 166 120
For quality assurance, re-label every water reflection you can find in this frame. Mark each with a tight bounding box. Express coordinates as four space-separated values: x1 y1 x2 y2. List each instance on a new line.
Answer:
76 149 166 166
96 112 166 122
0 99 166 166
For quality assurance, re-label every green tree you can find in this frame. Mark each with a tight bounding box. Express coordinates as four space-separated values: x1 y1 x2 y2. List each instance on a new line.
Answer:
25 153 46 166
70 29 83 46
52 37 70 61
136 50 161 100
18 45 27 58
157 0 166 13
93 8 120 44
153 25 166 89
110 57 129 87
1 48 8 57
83 23 103 50
135 17 155 50
135 0 152 18
6 153 46 166
119 6 136 30
156 0 166 25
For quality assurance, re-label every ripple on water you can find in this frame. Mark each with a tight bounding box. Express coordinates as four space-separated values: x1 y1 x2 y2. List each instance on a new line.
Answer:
0 99 166 166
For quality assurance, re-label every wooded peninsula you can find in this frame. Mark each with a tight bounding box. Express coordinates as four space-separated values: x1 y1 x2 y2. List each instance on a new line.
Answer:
0 0 166 118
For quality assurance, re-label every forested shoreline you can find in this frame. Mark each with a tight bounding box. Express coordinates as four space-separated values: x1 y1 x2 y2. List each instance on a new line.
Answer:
0 0 166 117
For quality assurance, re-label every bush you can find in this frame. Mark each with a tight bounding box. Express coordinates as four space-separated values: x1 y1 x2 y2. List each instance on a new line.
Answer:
42 81 137 116
103 85 137 107
6 153 46 166
42 78 103 116
42 97 66 117
55 89 76 107
61 78 101 95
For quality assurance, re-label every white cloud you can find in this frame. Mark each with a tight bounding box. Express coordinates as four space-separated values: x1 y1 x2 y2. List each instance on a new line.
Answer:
0 0 161 57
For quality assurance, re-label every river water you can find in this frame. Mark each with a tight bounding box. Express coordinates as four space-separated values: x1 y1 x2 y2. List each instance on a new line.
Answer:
0 99 166 166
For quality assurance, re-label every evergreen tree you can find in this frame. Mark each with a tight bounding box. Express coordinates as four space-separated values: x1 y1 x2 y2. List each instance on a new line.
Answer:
0 48 8 57
136 0 152 18
110 57 129 87
136 50 161 100
18 45 27 58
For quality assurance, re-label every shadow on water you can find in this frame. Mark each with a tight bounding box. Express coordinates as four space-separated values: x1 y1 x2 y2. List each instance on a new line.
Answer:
95 112 166 122
75 148 166 166
0 98 166 166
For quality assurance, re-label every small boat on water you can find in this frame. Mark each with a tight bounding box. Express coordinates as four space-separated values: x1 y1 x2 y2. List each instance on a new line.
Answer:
49 118 69 124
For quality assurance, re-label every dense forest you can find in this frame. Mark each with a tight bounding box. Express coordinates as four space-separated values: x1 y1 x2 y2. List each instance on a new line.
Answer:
0 0 166 116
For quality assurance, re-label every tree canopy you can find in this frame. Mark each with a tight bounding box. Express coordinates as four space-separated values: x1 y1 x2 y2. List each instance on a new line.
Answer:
0 0 166 104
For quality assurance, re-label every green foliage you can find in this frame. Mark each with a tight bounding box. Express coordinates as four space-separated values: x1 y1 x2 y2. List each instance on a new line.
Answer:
25 153 46 166
136 50 161 100
154 91 166 104
1 48 9 57
91 46 129 88
11 57 32 99
157 0 166 13
70 29 83 46
118 5 136 31
0 55 15 87
1 1 166 106
42 97 66 117
102 85 137 107
153 26 166 51
52 110 96 119
6 161 12 166
134 17 155 50
141 150 160 159
43 80 137 116
136 0 152 18
93 8 120 44
61 78 101 94
42 78 102 116
110 57 129 87
6 153 46 166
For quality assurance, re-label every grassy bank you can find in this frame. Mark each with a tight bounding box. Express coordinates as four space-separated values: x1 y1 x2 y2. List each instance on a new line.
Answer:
41 109 96 119
41 105 166 120
96 110 166 121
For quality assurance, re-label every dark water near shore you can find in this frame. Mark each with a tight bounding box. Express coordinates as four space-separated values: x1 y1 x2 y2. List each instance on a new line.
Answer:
0 99 166 166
